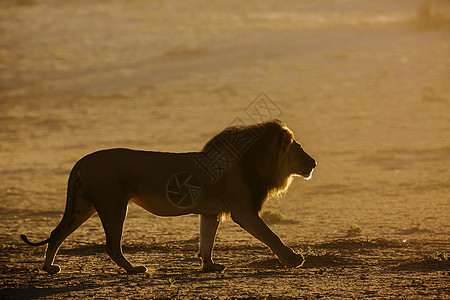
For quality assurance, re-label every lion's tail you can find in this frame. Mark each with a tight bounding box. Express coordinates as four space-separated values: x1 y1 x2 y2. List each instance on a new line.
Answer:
20 160 82 247
20 234 50 246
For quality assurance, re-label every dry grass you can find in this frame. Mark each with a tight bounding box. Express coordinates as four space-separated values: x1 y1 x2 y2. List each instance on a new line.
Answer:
347 225 363 236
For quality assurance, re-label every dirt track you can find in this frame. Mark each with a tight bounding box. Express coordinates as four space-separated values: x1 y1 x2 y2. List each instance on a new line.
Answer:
1 0 449 299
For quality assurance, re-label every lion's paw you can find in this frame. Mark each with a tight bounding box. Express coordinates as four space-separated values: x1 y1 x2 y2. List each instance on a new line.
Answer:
279 251 305 268
126 265 147 274
43 264 61 274
202 263 226 272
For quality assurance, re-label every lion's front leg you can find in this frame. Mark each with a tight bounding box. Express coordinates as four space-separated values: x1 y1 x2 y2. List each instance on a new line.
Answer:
199 214 226 272
231 212 304 268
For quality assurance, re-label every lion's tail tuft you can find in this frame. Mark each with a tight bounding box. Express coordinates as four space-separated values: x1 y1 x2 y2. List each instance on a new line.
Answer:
20 234 50 246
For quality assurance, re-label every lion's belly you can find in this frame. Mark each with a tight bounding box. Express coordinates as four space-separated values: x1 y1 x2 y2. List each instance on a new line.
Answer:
130 192 226 216
130 194 187 216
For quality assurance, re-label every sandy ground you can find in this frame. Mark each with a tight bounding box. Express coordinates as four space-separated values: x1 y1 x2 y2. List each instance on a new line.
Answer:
1 0 450 299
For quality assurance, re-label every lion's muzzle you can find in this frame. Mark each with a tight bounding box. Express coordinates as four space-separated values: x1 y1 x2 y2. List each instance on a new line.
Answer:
299 152 316 180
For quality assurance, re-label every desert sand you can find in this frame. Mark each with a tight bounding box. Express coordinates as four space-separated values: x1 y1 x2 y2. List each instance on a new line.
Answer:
0 0 449 299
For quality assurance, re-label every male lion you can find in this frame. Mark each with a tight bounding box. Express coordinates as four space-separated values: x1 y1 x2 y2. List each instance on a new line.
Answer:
21 119 316 274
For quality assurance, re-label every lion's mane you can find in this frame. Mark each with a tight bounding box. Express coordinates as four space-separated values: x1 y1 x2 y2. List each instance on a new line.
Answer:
202 119 294 212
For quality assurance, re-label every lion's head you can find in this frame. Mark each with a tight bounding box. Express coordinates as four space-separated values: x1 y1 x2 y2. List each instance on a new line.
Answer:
203 119 316 212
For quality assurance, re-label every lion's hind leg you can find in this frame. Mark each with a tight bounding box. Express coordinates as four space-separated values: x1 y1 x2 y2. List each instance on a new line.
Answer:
43 195 96 274
95 198 146 274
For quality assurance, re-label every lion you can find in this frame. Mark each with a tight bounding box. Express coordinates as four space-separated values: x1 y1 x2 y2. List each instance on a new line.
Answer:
21 119 316 274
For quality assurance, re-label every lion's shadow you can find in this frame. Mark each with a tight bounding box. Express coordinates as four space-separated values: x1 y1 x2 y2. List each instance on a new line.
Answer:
58 241 198 256
0 284 97 300
246 254 354 269
58 241 355 270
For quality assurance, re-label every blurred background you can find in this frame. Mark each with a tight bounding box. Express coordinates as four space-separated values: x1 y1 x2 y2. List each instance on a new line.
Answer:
0 0 449 244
